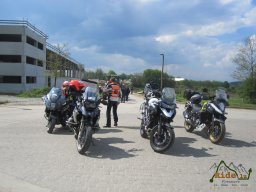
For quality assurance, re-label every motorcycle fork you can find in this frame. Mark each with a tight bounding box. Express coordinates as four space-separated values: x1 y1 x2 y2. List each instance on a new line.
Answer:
157 114 163 136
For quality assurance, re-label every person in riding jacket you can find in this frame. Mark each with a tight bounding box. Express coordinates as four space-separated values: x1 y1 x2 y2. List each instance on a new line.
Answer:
104 77 122 127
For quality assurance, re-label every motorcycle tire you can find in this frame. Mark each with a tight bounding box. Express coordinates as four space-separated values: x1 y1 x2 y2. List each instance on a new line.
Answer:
140 120 148 139
209 122 226 144
77 126 93 154
184 120 195 132
150 125 175 153
47 118 56 134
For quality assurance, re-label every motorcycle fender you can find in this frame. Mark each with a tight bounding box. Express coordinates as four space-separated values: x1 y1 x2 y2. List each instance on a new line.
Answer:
49 113 57 120
213 118 225 124
164 123 174 129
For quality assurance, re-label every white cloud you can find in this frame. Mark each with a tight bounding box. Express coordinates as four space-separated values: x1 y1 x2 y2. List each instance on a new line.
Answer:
155 34 178 43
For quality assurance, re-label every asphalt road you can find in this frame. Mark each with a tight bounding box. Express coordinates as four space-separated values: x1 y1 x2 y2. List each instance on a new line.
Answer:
0 94 255 192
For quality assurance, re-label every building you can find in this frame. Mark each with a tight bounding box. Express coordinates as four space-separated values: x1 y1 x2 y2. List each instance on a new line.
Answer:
0 20 85 93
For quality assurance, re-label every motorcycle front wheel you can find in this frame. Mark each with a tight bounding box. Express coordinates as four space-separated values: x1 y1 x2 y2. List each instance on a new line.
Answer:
77 126 93 154
47 118 56 134
150 125 175 153
184 120 194 132
209 121 226 144
140 119 148 138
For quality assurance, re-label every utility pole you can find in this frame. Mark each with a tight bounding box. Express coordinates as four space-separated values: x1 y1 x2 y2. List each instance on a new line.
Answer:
160 53 164 90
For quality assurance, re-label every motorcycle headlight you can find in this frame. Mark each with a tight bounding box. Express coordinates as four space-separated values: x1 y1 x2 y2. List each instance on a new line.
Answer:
84 101 96 109
50 93 58 102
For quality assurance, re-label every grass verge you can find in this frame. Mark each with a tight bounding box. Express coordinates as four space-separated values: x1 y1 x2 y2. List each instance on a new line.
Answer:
17 87 51 98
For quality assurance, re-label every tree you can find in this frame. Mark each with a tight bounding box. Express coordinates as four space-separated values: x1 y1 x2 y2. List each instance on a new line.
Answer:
95 68 105 80
232 35 256 102
232 36 256 80
47 44 70 86
107 70 117 76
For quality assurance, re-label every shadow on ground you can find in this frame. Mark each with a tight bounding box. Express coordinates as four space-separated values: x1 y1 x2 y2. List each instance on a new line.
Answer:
85 137 143 160
117 126 139 130
167 137 216 158
220 132 256 148
52 126 73 135
97 128 123 134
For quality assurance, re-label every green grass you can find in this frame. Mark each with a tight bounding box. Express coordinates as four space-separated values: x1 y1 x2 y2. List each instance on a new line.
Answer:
136 91 256 110
17 87 51 98
228 97 256 110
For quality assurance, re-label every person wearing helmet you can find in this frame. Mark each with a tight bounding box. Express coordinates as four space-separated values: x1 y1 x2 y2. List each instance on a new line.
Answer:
103 77 122 127
61 80 70 96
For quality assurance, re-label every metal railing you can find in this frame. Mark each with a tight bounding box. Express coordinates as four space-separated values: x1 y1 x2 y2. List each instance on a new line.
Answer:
0 19 48 39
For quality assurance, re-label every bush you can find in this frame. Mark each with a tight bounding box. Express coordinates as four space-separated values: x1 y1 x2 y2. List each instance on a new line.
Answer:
17 87 51 98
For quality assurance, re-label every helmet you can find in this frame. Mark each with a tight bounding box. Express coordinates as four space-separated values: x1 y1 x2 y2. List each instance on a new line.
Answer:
69 80 87 91
110 77 118 83
62 81 69 87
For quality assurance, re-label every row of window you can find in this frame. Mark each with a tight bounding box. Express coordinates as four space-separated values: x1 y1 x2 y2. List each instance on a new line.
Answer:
0 34 44 50
0 76 36 84
0 55 44 67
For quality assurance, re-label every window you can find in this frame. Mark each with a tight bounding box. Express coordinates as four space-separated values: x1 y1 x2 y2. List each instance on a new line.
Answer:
26 56 36 65
37 60 43 67
0 55 21 63
26 36 36 46
0 34 22 42
0 76 21 83
26 76 36 84
38 42 44 50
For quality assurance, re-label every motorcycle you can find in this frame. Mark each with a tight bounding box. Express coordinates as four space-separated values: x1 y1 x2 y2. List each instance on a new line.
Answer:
183 89 228 144
67 85 104 154
139 84 176 153
42 87 73 134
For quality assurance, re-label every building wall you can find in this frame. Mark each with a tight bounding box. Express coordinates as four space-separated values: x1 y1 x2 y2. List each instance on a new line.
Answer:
0 25 46 93
0 22 85 94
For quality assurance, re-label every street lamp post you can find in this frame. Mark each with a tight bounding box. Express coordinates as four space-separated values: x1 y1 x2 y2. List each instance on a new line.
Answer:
160 53 164 90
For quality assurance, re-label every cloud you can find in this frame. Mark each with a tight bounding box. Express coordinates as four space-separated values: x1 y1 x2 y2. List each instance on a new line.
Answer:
1 0 256 81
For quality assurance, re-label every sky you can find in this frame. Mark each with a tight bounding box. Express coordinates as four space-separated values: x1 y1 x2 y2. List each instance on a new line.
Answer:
1 0 256 82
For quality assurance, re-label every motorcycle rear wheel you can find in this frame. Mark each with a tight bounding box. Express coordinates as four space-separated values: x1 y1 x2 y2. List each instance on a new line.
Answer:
47 118 56 134
77 126 93 154
150 125 175 153
209 122 225 144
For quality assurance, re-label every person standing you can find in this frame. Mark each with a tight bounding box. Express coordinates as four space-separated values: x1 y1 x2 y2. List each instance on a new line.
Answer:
104 77 122 127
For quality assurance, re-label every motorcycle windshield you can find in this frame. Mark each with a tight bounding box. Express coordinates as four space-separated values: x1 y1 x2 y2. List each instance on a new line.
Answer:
48 87 64 102
45 87 66 109
161 87 176 105
82 86 99 102
215 89 228 102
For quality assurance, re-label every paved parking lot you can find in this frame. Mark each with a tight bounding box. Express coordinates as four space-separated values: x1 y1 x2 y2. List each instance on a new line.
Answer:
0 94 255 192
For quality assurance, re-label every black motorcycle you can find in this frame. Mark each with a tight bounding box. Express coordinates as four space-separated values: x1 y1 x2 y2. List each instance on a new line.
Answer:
139 84 176 153
183 89 228 144
67 85 104 154
42 87 73 134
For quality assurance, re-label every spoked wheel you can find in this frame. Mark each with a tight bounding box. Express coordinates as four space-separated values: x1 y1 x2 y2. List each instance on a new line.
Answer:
150 125 175 153
47 118 56 134
77 126 93 154
184 120 194 132
209 122 226 144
